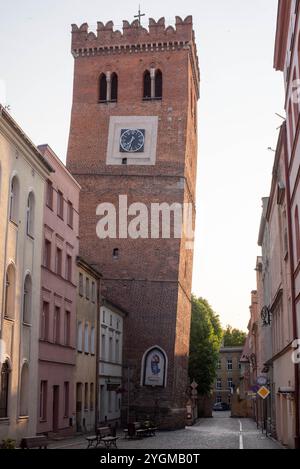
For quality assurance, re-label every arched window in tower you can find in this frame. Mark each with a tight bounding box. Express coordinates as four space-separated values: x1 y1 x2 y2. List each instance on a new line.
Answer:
26 192 35 237
143 70 151 99
23 274 32 324
99 73 107 102
4 264 15 320
111 73 118 102
155 69 163 99
19 363 29 417
9 175 20 224
0 361 10 418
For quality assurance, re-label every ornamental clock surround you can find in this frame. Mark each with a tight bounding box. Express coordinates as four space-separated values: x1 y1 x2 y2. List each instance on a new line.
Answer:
106 116 158 166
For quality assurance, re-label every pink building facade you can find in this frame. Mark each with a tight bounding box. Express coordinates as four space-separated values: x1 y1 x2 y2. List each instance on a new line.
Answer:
274 0 300 448
37 145 80 435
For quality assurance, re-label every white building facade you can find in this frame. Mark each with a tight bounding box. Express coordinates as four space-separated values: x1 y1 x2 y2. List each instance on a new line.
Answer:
99 300 125 427
0 106 52 442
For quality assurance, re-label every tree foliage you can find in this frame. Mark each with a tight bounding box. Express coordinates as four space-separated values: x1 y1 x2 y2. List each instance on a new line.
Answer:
188 296 223 395
223 325 246 347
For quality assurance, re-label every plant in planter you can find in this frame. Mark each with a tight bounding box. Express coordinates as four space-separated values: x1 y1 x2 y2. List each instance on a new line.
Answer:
1 439 16 449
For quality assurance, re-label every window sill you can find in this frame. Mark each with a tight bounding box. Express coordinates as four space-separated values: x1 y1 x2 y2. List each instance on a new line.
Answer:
39 419 47 423
57 214 64 221
46 204 53 211
98 100 118 104
18 415 29 421
67 223 74 230
142 97 162 102
0 418 10 425
3 316 14 323
9 219 19 228
22 322 31 328
27 233 35 241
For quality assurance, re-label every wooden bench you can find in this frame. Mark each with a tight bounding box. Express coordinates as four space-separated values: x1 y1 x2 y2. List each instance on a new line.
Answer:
86 426 118 449
20 436 48 449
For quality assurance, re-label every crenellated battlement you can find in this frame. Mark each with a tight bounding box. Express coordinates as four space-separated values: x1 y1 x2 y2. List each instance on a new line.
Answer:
71 16 199 87
71 16 194 49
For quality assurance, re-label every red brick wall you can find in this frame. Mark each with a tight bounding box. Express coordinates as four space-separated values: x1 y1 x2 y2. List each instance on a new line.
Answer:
67 17 199 429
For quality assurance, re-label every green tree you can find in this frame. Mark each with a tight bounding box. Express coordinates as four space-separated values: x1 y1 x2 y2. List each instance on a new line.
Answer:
223 325 246 347
188 296 223 395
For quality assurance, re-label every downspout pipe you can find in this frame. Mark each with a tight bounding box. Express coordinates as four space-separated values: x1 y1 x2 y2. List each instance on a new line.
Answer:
282 122 300 449
95 275 102 431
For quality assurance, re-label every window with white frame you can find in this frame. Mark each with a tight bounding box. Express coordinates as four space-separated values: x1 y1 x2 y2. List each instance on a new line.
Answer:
79 273 84 296
216 378 222 390
227 359 233 371
101 334 106 360
84 323 89 353
86 278 90 300
77 322 83 352
23 274 32 324
115 339 119 363
91 282 96 303
91 327 95 355
26 192 35 237
9 175 20 224
109 337 113 362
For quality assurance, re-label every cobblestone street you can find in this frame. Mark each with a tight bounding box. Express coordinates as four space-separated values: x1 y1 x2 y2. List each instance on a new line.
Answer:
48 413 283 450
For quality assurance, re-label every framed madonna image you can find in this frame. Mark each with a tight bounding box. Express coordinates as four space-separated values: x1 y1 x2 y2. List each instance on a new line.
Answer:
142 347 167 388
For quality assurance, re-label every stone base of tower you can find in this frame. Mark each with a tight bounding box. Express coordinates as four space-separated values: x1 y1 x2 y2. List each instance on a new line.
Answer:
121 404 187 431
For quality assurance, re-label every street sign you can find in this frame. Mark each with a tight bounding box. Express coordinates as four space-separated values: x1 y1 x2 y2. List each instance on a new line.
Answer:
257 386 270 400
257 376 268 386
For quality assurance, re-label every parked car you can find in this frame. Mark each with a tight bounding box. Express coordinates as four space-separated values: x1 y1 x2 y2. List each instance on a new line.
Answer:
213 402 230 411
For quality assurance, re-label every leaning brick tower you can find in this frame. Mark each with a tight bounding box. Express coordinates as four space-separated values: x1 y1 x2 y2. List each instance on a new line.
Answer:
67 15 200 429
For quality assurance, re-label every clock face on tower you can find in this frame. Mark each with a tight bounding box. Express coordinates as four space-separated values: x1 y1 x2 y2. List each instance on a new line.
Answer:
119 129 145 153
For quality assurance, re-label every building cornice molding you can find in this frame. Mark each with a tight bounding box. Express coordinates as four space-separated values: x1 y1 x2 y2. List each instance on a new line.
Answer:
0 107 53 178
274 0 292 71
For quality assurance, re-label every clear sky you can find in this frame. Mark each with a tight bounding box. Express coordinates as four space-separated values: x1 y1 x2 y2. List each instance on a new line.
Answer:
0 0 285 331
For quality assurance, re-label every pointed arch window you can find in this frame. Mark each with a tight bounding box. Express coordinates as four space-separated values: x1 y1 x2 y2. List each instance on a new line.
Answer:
111 73 118 102
23 274 32 324
99 73 107 102
99 72 118 103
143 70 151 99
27 192 35 237
19 363 29 417
4 264 15 320
143 69 163 100
0 361 10 418
155 69 163 99
9 176 20 224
